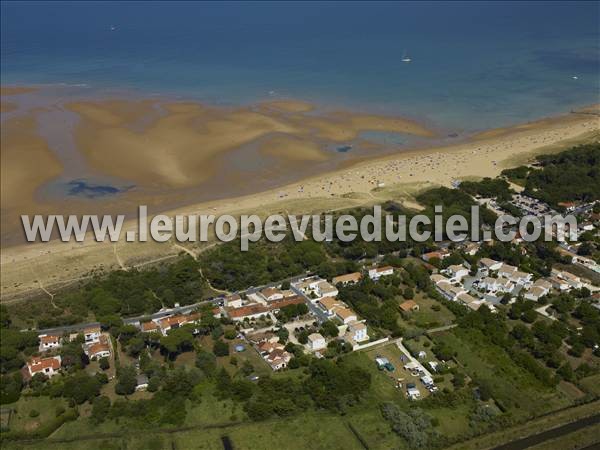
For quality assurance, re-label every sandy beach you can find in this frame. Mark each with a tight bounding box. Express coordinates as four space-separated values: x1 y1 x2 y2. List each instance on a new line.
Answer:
1 85 599 301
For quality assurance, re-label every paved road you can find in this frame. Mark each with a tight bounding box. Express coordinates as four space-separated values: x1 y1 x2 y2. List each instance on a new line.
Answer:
492 413 600 450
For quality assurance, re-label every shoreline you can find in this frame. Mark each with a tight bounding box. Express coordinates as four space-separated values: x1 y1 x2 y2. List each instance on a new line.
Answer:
1 101 599 301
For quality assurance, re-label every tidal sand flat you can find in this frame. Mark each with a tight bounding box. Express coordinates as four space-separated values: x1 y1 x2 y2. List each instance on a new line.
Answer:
1 100 598 300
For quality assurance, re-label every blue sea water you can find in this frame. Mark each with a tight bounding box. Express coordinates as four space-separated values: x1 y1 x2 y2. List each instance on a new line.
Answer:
1 1 599 131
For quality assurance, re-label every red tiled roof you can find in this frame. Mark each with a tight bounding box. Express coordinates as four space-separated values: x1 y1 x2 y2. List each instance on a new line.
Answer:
28 356 60 374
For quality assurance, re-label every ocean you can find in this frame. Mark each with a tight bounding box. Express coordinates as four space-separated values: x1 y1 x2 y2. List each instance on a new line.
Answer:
1 1 599 131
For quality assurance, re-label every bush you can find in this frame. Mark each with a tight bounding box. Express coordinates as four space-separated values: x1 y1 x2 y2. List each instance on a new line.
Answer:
224 329 237 340
29 409 40 418
213 340 230 357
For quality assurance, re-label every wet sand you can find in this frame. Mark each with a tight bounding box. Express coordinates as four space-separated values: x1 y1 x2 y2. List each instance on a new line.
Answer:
1 85 599 300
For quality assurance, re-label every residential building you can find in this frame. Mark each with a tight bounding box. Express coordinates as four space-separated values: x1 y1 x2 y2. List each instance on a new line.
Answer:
436 281 466 301
430 274 449 285
135 374 149 391
368 266 394 280
316 281 338 298
497 263 517 279
332 272 362 286
444 264 469 283
141 321 160 333
457 292 478 307
83 326 101 343
84 335 111 360
549 276 570 291
25 355 61 380
334 307 358 324
260 287 284 302
224 293 243 308
38 334 61 352
479 277 514 294
318 297 344 315
573 255 600 274
307 333 326 351
399 300 419 312
346 321 369 344
421 249 450 262
524 279 552 301
478 258 502 273
227 303 270 322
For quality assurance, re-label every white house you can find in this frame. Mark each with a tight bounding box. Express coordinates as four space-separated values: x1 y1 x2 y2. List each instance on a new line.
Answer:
332 272 362 286
318 297 344 316
224 294 243 308
368 266 394 280
478 258 503 273
84 335 111 360
316 281 338 299
572 255 600 274
444 264 469 283
83 326 101 343
26 355 61 379
524 279 552 301
38 334 61 352
307 333 327 351
260 287 284 302
497 263 518 279
552 269 583 289
479 277 514 294
436 281 466 301
346 321 369 343
334 307 358 324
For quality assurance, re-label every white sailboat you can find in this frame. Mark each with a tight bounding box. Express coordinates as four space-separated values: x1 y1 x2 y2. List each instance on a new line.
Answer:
401 51 411 63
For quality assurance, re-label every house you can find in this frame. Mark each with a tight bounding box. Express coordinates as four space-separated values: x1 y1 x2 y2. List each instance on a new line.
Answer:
316 281 338 298
224 293 243 308
463 242 481 256
524 286 548 302
157 313 200 335
524 279 552 301
497 263 517 279
479 277 514 294
334 307 358 324
268 295 305 314
478 258 502 273
552 269 583 289
332 272 362 286
318 297 344 315
260 287 284 302
368 266 394 280
421 249 449 262
25 355 61 380
346 321 369 343
436 281 466 301
246 331 278 345
444 264 469 283
573 255 600 274
508 270 533 286
38 334 61 352
262 346 292 371
85 335 111 360
307 333 327 351
430 274 449 285
293 277 322 293
83 326 101 343
227 303 270 322
135 374 149 391
141 321 160 333
558 201 578 213
399 300 419 313
549 276 570 291
457 292 478 307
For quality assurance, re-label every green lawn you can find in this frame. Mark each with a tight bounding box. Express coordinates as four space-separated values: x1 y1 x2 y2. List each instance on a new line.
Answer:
3 396 67 434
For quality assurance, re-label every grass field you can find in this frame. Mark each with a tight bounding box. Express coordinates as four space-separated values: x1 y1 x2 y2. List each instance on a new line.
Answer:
432 328 573 419
3 396 68 434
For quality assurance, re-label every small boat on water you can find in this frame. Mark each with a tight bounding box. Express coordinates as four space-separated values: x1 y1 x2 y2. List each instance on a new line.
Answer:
401 51 411 63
